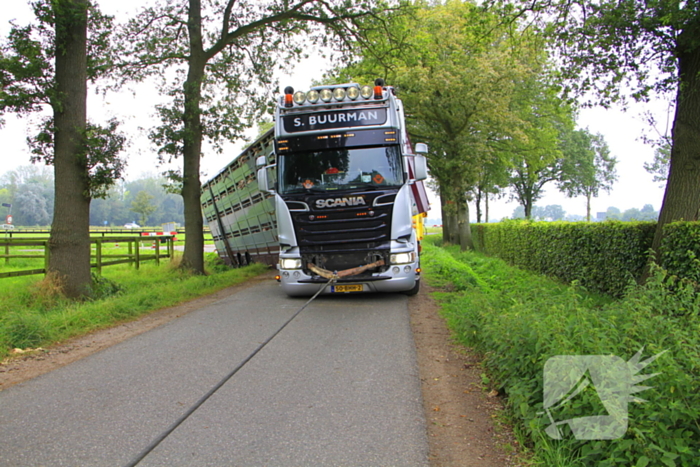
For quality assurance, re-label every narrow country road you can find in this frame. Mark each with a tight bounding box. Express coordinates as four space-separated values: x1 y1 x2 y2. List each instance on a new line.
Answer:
0 279 428 466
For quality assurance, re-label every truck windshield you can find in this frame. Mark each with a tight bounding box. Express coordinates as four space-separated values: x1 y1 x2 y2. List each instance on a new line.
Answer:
279 146 404 194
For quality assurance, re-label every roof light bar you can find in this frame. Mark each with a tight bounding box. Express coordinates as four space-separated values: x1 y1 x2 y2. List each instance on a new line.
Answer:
282 80 387 106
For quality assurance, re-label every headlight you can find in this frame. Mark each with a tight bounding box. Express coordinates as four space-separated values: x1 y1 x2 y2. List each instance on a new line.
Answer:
360 85 373 99
279 258 302 269
347 86 360 100
293 91 306 105
390 252 415 265
320 88 333 102
307 90 320 103
333 87 346 101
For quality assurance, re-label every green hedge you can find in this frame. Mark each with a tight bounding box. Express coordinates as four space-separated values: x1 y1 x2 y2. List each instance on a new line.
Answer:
472 221 656 296
660 222 700 284
423 239 700 466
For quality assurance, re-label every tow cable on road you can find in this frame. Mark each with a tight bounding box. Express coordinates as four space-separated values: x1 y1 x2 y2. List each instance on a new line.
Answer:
124 276 337 467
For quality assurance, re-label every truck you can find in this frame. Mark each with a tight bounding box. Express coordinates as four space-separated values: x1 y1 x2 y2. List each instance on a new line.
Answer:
201 79 430 296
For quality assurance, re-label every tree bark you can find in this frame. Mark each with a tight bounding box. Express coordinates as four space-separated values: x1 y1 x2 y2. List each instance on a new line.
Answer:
49 0 91 298
475 187 482 223
440 191 458 244
524 196 533 219
485 192 489 223
180 0 206 274
586 192 591 222
458 198 473 251
651 36 700 257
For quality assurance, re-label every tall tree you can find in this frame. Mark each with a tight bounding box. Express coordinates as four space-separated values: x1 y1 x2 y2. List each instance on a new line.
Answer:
498 0 700 256
504 74 575 219
337 0 546 248
116 0 387 274
0 1 125 298
130 190 156 226
558 128 617 221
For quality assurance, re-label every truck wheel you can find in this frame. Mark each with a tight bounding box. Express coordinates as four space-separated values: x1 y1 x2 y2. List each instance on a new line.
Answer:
404 279 420 296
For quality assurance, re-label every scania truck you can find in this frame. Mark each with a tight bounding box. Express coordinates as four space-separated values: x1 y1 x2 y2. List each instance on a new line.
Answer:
201 79 429 296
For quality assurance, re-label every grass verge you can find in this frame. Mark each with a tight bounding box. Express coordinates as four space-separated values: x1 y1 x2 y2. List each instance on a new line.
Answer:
422 235 700 467
0 253 268 359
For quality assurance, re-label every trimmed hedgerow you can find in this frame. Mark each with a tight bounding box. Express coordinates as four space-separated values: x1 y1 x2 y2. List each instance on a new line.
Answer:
660 222 700 285
472 221 656 297
423 237 700 467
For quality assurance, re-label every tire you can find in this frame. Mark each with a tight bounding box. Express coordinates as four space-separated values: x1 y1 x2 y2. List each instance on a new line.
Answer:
404 279 420 296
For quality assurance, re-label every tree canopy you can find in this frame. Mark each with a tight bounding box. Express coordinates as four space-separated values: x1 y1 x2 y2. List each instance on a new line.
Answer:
113 0 393 273
498 0 700 254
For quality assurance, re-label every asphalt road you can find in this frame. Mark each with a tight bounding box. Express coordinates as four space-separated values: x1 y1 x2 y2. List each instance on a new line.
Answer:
0 279 428 466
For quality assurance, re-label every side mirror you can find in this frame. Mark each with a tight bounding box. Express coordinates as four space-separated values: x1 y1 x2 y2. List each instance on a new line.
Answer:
257 167 273 193
414 154 428 181
415 142 428 154
255 155 267 168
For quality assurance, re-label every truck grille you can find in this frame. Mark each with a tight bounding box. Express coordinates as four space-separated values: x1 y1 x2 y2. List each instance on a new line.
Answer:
292 207 392 246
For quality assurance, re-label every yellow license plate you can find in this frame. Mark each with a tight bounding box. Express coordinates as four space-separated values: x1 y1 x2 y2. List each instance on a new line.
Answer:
332 284 363 293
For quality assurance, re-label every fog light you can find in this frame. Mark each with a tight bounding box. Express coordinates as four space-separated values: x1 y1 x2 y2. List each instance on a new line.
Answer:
333 87 346 101
320 88 333 102
282 271 290 277
293 91 306 104
293 271 301 278
307 90 320 103
404 266 412 273
392 267 400 274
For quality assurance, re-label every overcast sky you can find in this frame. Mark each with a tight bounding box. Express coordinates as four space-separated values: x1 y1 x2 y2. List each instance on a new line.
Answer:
1 1 669 221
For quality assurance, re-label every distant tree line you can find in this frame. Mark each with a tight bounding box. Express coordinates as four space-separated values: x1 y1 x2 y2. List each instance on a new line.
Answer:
0 166 183 227
512 204 659 222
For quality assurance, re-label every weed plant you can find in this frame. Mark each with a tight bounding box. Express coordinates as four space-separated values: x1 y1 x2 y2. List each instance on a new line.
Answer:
0 254 267 359
422 236 700 466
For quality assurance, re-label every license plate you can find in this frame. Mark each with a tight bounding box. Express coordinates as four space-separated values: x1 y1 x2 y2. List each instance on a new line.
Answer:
332 284 363 293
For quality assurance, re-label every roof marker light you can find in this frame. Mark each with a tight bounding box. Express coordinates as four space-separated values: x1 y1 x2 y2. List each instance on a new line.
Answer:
284 86 294 107
373 78 385 99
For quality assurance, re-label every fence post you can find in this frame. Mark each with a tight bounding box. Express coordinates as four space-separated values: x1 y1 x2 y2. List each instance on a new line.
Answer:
135 238 140 270
155 238 160 266
44 240 50 275
128 240 133 265
4 241 8 265
95 239 102 274
169 236 174 260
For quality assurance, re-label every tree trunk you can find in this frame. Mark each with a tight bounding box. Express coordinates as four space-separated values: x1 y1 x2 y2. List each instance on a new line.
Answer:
524 197 533 219
49 0 91 299
485 192 489 223
440 191 457 244
475 187 482 223
586 192 591 222
652 40 700 257
458 198 473 251
180 0 206 274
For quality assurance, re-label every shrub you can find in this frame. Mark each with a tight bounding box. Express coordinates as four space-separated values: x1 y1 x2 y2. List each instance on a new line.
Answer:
473 221 656 297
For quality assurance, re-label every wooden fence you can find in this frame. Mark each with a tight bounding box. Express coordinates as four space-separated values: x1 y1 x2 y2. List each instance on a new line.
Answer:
0 236 175 279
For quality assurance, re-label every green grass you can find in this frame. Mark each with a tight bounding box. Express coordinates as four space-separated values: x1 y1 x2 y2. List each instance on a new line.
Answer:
421 235 700 467
0 254 267 359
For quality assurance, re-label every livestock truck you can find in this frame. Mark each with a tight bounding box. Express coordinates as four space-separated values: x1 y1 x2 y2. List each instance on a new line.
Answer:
201 79 430 296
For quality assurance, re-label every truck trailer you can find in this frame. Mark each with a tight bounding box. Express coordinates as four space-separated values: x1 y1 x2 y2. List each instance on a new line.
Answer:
201 79 430 296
